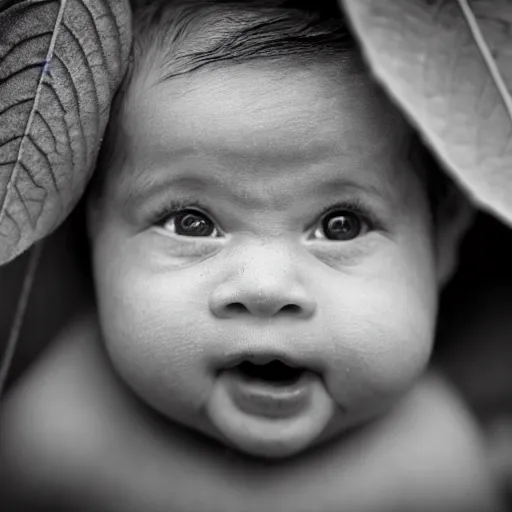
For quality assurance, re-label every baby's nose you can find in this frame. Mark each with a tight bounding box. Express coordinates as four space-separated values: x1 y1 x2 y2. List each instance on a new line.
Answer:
209 245 316 320
210 282 316 319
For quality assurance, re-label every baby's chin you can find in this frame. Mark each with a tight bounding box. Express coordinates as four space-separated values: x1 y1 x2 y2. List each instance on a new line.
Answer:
205 368 338 458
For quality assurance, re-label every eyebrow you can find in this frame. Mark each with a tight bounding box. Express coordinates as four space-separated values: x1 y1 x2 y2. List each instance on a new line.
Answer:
120 171 222 207
313 175 394 202
121 167 394 212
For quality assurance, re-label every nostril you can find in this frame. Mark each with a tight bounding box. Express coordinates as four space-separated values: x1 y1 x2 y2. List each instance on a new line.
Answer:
281 304 301 314
225 302 248 314
224 302 303 316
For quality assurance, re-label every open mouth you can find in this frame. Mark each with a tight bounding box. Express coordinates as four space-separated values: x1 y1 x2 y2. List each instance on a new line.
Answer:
235 360 305 386
208 356 333 457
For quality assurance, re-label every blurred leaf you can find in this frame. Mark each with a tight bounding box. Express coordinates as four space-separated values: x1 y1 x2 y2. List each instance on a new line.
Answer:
341 0 512 227
0 0 131 264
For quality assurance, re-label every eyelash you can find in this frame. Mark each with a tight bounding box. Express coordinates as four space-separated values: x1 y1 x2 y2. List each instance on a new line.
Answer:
149 197 207 227
311 199 381 234
148 197 381 238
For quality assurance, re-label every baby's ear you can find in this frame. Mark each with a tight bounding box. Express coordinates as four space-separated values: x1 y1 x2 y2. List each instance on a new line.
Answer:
435 182 475 287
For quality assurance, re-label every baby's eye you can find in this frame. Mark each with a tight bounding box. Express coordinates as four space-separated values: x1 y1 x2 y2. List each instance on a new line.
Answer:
313 210 369 241
162 209 220 238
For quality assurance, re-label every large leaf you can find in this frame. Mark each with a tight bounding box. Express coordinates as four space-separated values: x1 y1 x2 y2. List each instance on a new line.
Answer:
341 0 512 227
0 0 131 264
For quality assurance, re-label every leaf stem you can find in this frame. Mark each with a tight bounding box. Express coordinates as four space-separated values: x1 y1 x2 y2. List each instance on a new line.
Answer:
0 242 43 397
457 0 512 120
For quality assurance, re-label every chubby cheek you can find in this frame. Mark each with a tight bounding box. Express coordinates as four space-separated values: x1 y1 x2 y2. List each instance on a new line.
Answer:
92 233 213 421
322 262 438 421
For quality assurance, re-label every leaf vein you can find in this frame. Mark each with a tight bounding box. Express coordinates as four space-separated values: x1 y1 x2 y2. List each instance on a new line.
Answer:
19 161 45 197
51 52 89 151
59 21 100 140
26 133 60 194
84 0 122 80
12 183 37 229
0 135 24 152
71 0 109 84
34 111 58 153
0 98 33 119
41 81 76 173
0 0 68 229
0 62 48 88
1 210 20 239
457 0 512 122
0 31 53 66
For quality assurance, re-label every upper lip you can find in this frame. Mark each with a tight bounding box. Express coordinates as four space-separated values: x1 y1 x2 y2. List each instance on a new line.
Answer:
221 351 322 374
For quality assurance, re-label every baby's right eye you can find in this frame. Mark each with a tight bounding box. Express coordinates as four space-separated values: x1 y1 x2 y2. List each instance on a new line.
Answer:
161 209 220 238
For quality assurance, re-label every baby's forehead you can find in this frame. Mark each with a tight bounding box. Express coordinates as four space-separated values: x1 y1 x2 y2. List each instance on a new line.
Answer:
123 0 395 156
110 59 418 212
98 0 424 207
125 58 402 150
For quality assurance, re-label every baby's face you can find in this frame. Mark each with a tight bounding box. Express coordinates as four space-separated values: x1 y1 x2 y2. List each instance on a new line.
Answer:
91 58 439 458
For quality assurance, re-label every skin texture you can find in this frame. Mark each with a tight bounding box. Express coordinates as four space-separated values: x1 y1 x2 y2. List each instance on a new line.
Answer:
0 56 503 512
89 58 441 459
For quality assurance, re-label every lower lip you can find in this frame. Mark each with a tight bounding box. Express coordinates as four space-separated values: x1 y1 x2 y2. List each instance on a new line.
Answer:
207 369 335 458
223 369 312 419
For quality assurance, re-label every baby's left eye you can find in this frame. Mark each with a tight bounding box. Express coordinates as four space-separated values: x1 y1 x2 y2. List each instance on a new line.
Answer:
313 210 369 241
162 209 220 238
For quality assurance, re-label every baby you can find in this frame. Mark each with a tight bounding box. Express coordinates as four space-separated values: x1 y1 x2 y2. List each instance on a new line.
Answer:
0 0 504 510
